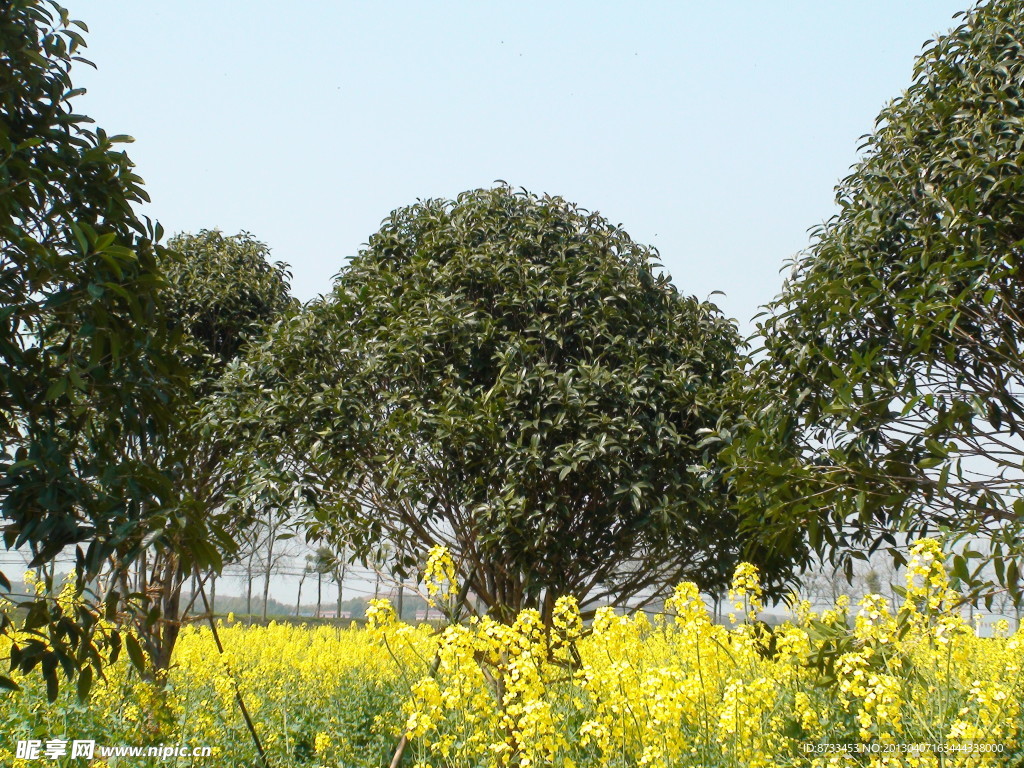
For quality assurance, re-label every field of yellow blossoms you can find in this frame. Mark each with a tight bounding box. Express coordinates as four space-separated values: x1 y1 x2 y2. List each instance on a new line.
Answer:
1 539 1022 767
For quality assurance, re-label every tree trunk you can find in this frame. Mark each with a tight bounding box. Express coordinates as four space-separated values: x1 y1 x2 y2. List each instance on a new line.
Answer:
246 562 253 619
261 536 275 622
316 572 322 618
210 572 217 615
336 563 345 620
296 573 306 617
153 557 185 674
261 567 272 622
396 585 404 623
137 548 148 593
117 561 131 605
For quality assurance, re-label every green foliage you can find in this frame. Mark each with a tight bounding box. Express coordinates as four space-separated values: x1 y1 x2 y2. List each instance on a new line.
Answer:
139 229 294 553
228 185 799 621
127 230 294 670
729 0 1024 601
0 0 184 694
0 0 177 564
154 229 295 565
164 230 294 380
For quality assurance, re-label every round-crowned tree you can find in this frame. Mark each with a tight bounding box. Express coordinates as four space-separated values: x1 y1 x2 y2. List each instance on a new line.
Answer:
235 186 795 622
1 0 174 568
135 230 294 672
0 0 182 695
728 0 1024 600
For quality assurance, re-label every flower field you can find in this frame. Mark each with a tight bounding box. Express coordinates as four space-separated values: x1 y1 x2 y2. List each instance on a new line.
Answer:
1 541 1022 767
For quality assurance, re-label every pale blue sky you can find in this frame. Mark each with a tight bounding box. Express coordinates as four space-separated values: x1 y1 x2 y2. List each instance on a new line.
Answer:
71 1 969 332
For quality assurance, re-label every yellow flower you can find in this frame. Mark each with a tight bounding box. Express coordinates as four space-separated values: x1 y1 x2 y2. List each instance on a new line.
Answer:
314 731 330 754
423 546 458 607
728 561 763 621
1 537 1019 768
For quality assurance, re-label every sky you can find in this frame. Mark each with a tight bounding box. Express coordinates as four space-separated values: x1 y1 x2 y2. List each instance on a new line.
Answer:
68 0 971 334
59 0 973 605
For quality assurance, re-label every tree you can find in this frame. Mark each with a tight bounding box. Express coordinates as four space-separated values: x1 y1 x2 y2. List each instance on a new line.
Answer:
228 185 801 624
254 507 298 622
300 544 349 619
295 555 311 617
0 0 184 694
131 230 293 666
798 559 874 612
330 541 349 620
237 528 260 618
309 548 335 619
728 0 1024 605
